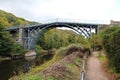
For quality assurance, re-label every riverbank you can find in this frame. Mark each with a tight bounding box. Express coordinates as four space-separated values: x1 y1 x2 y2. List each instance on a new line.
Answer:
0 55 24 61
10 52 83 80
9 44 90 80
0 56 11 61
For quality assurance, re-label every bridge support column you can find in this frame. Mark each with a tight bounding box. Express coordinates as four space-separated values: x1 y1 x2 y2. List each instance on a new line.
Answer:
89 26 92 36
27 29 30 50
95 26 98 34
18 25 24 47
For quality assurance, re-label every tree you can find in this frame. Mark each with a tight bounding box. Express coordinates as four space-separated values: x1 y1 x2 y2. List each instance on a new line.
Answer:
0 10 38 28
0 17 9 28
0 26 14 56
89 33 102 51
36 29 87 51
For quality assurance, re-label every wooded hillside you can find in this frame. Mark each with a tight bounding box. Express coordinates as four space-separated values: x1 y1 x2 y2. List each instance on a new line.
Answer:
0 10 37 28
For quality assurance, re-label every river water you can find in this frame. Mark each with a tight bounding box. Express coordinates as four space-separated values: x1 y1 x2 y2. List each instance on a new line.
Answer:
0 54 53 80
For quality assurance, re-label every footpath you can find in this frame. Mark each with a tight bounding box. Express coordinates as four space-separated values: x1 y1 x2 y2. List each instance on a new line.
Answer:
86 51 110 80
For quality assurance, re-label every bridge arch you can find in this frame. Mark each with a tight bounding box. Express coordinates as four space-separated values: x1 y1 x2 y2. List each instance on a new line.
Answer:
7 22 98 50
27 23 88 50
41 23 84 35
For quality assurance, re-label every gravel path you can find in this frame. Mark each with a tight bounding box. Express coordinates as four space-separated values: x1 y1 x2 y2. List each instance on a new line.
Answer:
86 51 109 80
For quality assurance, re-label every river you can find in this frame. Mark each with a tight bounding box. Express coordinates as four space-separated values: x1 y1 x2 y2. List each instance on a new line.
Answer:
0 54 53 80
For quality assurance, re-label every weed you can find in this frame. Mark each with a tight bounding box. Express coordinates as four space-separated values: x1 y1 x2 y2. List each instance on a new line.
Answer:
66 63 73 70
47 76 58 80
76 57 81 63
108 67 116 73
98 53 105 61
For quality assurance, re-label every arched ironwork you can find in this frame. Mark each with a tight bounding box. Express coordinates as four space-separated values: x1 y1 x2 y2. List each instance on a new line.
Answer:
7 22 98 50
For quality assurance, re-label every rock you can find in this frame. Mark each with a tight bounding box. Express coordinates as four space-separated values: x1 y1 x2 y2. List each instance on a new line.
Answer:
25 50 36 57
25 50 36 61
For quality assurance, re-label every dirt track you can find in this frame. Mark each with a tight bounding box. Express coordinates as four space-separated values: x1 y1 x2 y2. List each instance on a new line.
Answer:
86 51 109 80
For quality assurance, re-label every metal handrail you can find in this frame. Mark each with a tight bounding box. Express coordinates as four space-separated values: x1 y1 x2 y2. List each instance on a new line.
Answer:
81 71 85 80
81 61 86 80
80 53 88 80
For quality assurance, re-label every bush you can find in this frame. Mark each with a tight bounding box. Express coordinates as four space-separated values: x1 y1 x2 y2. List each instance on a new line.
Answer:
35 45 42 54
11 43 24 55
101 26 120 73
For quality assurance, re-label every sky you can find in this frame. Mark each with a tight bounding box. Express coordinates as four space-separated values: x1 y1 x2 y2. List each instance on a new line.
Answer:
0 0 120 24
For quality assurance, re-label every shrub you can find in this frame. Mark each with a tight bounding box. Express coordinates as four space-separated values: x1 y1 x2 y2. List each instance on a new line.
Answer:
11 43 24 55
35 45 42 54
101 26 120 73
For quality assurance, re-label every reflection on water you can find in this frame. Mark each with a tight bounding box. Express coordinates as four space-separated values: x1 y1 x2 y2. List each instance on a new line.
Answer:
0 54 53 80
0 59 24 80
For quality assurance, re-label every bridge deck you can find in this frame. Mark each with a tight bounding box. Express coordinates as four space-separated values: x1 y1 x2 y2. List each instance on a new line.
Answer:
7 22 98 31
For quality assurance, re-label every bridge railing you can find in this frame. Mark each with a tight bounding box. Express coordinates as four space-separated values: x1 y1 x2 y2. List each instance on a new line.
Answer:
39 18 108 24
7 18 107 31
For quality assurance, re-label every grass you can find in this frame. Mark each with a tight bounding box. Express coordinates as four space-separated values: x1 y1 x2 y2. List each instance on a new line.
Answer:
98 52 106 61
18 75 58 80
30 56 60 74
46 76 58 80
108 67 116 73
66 62 73 70
19 74 43 80
76 57 81 63
65 57 82 80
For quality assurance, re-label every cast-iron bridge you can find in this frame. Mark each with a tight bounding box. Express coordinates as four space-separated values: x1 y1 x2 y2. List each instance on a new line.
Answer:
7 20 102 50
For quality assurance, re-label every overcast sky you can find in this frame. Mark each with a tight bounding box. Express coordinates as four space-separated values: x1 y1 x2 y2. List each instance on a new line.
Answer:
0 0 120 24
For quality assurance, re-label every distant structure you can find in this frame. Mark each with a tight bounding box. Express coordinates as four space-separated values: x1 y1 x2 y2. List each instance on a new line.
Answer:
110 20 120 26
98 20 120 30
97 24 107 30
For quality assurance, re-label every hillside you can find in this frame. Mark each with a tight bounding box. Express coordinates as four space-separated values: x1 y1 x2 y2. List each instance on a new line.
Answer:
0 10 38 28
